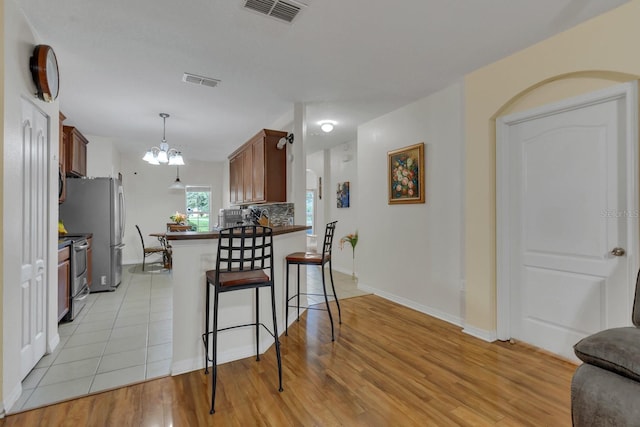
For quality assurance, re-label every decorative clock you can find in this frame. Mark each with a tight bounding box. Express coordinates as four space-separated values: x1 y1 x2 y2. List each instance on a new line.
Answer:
30 44 59 102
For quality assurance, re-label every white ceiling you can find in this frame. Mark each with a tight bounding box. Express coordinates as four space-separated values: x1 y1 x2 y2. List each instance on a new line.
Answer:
17 0 629 162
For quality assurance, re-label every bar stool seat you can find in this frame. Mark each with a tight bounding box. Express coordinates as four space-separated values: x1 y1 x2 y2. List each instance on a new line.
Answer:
285 221 341 341
285 252 330 264
208 269 269 288
202 225 283 414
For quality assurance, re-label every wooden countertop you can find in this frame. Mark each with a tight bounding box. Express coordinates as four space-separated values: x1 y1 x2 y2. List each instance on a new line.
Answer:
165 225 310 241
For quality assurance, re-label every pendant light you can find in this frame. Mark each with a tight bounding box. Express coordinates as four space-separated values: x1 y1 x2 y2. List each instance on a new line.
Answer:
169 166 185 190
143 113 185 166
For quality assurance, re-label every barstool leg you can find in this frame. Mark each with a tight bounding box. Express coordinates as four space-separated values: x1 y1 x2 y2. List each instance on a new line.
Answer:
255 288 260 361
328 258 342 324
321 266 335 341
211 287 219 414
270 283 284 392
285 261 290 336
204 281 210 374
296 264 301 321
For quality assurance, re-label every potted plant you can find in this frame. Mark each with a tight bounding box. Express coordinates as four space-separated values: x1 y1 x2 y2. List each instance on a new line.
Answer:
340 231 358 280
170 211 187 224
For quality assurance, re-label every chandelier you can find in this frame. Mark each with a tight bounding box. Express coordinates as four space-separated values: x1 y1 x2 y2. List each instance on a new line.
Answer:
142 113 185 165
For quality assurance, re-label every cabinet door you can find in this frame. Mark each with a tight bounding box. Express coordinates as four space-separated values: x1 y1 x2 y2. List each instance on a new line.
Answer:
57 260 70 322
76 137 87 177
229 155 242 204
70 132 86 176
242 149 253 202
252 138 265 202
64 126 88 177
59 113 66 203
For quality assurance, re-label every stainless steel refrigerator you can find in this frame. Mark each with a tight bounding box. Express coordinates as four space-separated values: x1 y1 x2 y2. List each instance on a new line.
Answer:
59 177 126 292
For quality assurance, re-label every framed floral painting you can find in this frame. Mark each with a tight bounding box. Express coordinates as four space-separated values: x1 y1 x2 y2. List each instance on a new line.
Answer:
388 142 425 204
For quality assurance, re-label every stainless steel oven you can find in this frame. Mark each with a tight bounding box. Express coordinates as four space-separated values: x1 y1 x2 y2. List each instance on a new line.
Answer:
66 237 89 321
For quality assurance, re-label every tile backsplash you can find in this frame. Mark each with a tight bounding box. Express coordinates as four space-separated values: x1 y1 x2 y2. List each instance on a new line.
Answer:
247 202 294 226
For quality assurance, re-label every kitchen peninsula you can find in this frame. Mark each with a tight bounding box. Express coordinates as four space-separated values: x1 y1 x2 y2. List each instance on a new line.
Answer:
166 225 309 375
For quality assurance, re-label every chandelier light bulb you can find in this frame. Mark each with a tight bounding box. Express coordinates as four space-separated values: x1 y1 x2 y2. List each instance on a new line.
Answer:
157 150 168 163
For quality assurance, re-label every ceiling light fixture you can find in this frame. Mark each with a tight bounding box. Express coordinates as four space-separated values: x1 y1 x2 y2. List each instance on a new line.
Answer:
142 113 185 166
168 166 185 190
319 120 336 133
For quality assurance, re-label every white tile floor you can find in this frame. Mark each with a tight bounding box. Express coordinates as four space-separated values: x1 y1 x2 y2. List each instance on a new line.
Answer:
10 263 172 414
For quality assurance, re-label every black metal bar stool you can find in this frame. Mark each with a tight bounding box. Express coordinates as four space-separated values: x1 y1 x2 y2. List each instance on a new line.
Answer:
202 225 283 414
285 221 341 341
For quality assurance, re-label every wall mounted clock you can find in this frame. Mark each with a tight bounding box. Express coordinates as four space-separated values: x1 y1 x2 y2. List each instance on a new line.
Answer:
30 44 59 102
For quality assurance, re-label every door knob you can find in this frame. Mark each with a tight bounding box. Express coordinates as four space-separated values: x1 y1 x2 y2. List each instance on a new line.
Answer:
611 247 626 257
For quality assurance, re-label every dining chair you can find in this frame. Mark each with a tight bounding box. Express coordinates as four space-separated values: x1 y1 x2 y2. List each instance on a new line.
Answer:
202 225 283 414
285 221 341 341
135 225 169 271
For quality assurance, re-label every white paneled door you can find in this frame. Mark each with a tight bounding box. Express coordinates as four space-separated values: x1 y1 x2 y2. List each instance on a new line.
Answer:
19 99 49 379
497 83 639 360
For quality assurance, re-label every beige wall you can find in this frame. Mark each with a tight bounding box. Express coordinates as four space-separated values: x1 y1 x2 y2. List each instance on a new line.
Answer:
464 0 640 332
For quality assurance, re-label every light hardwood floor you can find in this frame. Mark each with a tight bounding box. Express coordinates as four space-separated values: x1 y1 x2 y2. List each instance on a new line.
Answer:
1 294 577 426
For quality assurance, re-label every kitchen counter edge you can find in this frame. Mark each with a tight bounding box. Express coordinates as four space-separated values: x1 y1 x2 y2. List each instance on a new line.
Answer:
165 225 310 241
58 233 94 249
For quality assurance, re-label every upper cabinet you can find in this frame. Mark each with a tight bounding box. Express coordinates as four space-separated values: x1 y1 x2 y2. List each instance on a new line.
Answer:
63 125 89 177
229 129 287 205
59 112 67 204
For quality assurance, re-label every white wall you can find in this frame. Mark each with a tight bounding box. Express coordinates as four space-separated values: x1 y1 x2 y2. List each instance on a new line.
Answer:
85 134 121 178
357 82 465 326
327 141 359 275
119 154 225 264
2 0 60 412
306 150 325 239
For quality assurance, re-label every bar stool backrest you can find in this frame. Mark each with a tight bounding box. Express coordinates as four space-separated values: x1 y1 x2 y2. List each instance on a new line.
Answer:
322 221 338 257
216 225 273 275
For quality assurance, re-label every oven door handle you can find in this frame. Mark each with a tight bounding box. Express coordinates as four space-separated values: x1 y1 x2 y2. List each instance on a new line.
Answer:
74 243 89 251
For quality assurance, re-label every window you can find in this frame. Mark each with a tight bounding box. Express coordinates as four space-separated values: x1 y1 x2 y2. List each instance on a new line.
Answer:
306 190 315 235
185 186 211 232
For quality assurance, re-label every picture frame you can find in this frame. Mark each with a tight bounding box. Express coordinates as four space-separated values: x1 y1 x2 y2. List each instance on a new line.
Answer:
337 181 350 208
388 142 425 204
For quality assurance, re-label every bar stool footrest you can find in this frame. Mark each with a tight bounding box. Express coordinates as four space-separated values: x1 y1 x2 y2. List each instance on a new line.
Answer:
201 322 279 364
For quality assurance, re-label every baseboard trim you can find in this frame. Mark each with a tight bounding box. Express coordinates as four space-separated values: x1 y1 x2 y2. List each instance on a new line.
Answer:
358 282 463 328
462 325 497 342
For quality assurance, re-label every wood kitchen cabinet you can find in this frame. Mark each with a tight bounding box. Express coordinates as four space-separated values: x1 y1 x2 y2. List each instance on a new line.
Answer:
63 125 89 177
229 129 287 204
229 155 243 204
59 112 66 203
57 246 70 322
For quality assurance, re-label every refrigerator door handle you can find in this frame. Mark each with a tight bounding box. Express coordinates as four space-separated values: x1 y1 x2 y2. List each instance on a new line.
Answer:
114 243 125 249
119 185 126 241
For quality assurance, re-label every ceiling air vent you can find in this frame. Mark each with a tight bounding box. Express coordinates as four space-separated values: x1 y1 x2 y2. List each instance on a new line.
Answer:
182 72 221 89
243 0 305 23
